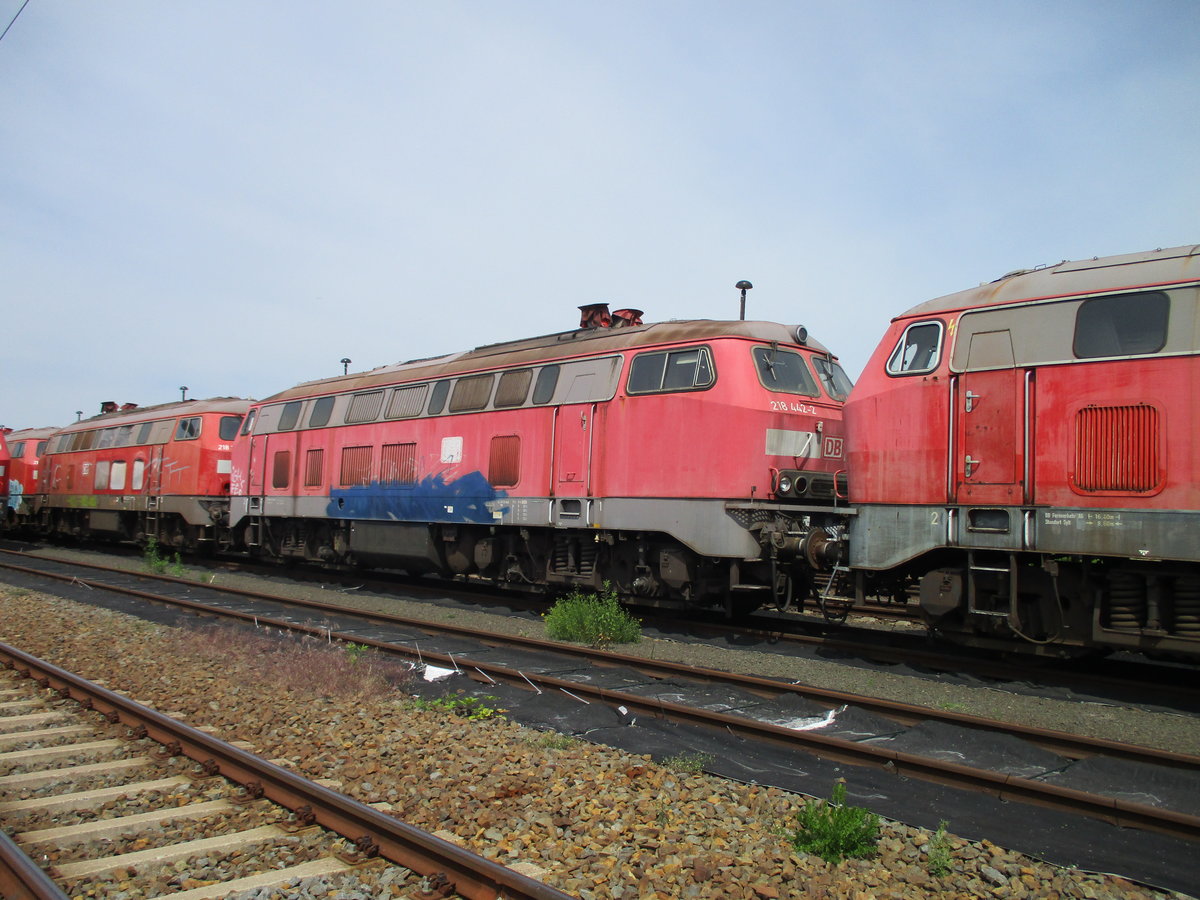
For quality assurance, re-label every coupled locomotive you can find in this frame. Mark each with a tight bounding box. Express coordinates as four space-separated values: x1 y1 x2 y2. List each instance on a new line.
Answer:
844 243 1200 658
33 399 251 547
227 305 850 613
5 241 1199 662
3 426 55 527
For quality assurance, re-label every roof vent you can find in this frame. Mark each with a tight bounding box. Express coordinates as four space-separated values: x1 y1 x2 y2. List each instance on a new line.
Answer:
100 401 117 414
120 403 139 411
611 308 643 327
578 303 611 328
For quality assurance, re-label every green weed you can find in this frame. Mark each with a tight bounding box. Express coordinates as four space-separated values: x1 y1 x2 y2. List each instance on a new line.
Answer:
662 751 712 775
411 690 505 721
542 583 641 649
926 819 953 876
791 780 880 864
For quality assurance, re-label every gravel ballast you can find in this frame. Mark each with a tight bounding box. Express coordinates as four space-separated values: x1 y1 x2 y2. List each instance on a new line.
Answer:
0 571 1195 899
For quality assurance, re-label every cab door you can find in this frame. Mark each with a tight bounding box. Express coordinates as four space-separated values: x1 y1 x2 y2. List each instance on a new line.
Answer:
955 329 1025 505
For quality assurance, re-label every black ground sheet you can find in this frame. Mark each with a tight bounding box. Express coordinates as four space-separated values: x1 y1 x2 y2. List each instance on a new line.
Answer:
6 570 1198 896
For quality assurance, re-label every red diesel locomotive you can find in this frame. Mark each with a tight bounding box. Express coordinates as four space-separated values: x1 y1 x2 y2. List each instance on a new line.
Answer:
2 426 56 528
228 306 851 612
36 399 251 548
844 243 1200 658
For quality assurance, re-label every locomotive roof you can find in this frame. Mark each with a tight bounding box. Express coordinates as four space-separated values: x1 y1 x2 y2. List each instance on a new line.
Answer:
3 426 59 440
902 243 1200 319
54 397 253 434
266 318 833 403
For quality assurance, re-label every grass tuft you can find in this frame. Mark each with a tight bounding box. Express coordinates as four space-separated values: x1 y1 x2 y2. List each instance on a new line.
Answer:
542 583 641 649
791 780 880 864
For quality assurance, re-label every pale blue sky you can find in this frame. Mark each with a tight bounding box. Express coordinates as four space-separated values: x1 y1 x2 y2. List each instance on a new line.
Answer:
2 1 1197 428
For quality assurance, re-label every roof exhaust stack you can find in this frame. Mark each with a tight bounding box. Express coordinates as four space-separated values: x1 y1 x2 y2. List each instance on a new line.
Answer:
611 308 643 327
578 303 611 329
100 401 117 414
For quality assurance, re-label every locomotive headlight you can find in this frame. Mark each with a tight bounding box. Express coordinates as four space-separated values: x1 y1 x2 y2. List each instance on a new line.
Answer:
777 475 793 495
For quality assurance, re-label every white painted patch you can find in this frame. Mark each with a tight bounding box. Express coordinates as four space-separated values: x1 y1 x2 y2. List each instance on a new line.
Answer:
440 436 463 463
216 459 232 474
765 429 821 458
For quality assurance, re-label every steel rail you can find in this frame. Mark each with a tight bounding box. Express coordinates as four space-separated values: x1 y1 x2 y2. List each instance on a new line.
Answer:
0 642 573 900
4 554 1200 839
0 828 71 900
2 555 1190 770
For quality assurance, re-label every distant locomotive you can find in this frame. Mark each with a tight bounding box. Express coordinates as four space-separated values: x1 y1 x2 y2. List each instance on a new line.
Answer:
227 306 850 613
35 399 251 548
3 426 56 528
844 244 1200 658
6 242 1199 661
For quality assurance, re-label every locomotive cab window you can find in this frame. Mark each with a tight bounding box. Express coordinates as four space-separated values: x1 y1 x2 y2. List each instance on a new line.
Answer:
1073 291 1169 359
887 321 943 375
219 416 243 441
752 346 819 397
175 417 201 441
627 346 714 394
239 409 258 436
813 355 854 401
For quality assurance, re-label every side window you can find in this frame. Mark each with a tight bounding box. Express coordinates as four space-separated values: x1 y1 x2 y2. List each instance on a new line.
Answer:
308 397 334 428
277 402 303 431
385 385 428 419
449 374 494 412
175 417 202 441
36 441 47 457
9 442 24 458
495 369 532 408
1074 291 1169 359
115 425 134 447
132 459 145 490
96 429 117 450
887 321 943 375
427 381 450 415
94 460 111 490
532 365 560 404
345 391 384 424
136 422 154 445
219 416 243 440
627 346 715 394
109 460 127 490
752 346 819 397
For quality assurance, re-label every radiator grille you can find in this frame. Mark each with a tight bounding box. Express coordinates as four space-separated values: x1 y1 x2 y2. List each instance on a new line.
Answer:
1074 405 1161 493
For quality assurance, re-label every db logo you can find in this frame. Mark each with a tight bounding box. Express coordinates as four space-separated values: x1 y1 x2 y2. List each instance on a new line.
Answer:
822 436 844 459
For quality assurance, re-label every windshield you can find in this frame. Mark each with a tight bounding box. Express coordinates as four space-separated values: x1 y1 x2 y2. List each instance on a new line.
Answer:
812 356 854 401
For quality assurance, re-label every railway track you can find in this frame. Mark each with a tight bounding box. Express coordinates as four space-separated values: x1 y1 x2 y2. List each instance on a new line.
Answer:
1 549 1198 851
0 641 573 900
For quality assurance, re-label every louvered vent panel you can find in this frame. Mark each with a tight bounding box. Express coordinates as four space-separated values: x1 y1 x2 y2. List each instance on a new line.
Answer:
1074 405 1160 492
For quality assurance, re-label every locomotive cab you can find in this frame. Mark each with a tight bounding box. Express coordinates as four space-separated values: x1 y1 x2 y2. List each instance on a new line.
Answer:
845 244 1200 658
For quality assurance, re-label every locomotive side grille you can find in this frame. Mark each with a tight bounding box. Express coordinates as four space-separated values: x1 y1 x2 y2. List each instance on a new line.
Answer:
1073 404 1161 493
488 435 521 487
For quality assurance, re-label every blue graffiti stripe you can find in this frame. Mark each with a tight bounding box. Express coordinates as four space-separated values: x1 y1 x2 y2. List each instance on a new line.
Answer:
327 471 509 524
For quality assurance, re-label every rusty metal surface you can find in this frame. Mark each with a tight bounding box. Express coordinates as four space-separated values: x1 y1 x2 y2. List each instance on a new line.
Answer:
0 827 70 900
265 318 833 402
0 641 574 900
